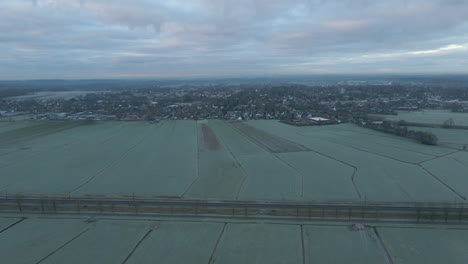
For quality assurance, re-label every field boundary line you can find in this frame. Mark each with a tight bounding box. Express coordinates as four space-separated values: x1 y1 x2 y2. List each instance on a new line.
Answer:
211 122 249 200
326 129 440 158
449 157 468 168
208 223 227 264
372 227 394 264
0 217 24 233
68 125 156 195
227 122 304 199
321 137 433 200
323 138 420 165
121 228 153 264
300 225 306 264
36 228 90 264
307 134 464 201
335 125 465 154
418 150 461 165
273 154 304 198
180 121 202 198
331 126 441 155
419 166 466 200
294 132 362 200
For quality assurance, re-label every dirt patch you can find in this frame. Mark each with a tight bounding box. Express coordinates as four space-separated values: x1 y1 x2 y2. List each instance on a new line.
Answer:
230 121 310 153
201 124 222 151
0 121 88 147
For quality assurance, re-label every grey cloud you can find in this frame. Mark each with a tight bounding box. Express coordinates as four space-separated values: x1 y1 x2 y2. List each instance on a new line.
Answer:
1 0 468 79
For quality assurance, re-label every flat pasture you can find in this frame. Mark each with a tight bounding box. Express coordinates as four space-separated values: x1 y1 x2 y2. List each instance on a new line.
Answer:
210 223 303 264
371 110 468 126
2 217 468 264
182 121 246 200
379 227 468 263
303 225 388 263
422 156 468 199
211 120 302 201
246 121 464 202
126 222 224 264
0 217 20 231
408 126 468 150
230 121 309 153
42 220 151 264
0 218 89 264
74 121 198 197
0 119 467 203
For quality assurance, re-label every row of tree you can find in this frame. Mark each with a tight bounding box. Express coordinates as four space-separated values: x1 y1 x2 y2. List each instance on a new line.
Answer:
362 120 438 145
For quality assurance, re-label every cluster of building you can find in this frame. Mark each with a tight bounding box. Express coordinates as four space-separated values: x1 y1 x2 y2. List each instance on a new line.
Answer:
1 84 467 123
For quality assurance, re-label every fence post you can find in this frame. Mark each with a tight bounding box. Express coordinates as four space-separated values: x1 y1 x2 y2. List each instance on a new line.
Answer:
16 196 22 212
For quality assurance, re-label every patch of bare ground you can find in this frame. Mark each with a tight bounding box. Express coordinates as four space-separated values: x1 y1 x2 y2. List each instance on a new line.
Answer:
201 124 222 151
230 121 310 153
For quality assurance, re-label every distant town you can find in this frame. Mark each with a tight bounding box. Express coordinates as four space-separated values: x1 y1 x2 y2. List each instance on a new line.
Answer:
1 77 467 125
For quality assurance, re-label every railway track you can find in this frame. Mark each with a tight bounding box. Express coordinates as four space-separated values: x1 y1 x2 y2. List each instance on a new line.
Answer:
2 195 468 224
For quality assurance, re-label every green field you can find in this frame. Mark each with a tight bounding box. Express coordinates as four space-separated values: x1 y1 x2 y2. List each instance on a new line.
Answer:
1 120 468 202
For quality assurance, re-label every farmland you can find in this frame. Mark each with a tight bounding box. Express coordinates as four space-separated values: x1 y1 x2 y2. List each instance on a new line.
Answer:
0 119 468 203
2 119 468 263
1 216 468 264
371 110 468 126
408 126 468 150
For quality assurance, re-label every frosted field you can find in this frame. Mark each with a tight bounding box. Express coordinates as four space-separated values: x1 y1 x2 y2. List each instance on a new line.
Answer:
303 225 388 263
379 227 468 263
1 120 468 202
371 110 468 126
1 217 468 264
408 126 468 150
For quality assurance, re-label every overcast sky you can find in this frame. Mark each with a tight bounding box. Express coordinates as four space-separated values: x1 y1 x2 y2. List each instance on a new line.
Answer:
1 0 468 80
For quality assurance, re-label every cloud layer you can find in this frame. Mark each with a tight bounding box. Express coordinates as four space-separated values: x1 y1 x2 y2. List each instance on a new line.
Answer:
1 0 468 79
